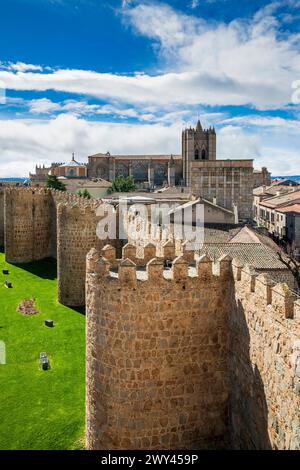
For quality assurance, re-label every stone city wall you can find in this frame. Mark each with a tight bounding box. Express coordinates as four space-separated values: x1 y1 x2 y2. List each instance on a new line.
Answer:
101 240 194 268
3 187 116 306
4 188 53 263
86 248 232 450
86 249 300 450
57 202 106 306
230 260 300 449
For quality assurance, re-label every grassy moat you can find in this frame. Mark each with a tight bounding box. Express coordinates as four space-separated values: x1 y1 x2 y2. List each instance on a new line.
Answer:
0 252 85 450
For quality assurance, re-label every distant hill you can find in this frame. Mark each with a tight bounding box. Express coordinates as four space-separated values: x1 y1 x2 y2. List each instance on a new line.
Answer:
272 175 300 181
0 177 26 182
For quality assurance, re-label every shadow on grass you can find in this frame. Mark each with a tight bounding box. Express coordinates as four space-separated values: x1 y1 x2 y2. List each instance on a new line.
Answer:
0 249 57 281
70 306 86 316
14 257 57 281
2 251 86 315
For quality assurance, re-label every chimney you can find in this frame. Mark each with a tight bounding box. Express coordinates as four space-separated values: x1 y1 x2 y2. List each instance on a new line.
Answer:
233 204 239 225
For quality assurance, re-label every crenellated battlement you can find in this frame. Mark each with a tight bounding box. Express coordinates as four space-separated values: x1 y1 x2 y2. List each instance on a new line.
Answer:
86 249 300 450
87 245 232 285
86 243 232 450
1 186 114 306
87 246 300 323
3 186 102 209
97 240 196 269
232 258 300 321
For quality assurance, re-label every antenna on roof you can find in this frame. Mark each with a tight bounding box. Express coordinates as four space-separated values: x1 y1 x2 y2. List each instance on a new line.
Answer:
72 152 75 161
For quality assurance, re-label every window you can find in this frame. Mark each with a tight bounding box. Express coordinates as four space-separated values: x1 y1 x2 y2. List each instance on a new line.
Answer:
195 149 199 160
201 149 206 160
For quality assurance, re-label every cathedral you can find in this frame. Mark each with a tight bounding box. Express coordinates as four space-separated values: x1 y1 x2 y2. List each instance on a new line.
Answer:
30 119 271 221
87 119 264 220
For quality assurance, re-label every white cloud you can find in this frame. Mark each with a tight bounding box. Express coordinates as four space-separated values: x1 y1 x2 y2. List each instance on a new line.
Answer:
0 114 299 178
28 98 62 114
8 96 222 125
4 62 44 72
222 115 300 132
218 125 261 160
122 2 300 109
191 0 199 9
217 120 300 174
0 114 183 177
0 2 299 109
0 2 300 178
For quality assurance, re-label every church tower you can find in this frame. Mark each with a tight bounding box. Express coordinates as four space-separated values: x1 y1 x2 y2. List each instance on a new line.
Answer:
182 119 216 186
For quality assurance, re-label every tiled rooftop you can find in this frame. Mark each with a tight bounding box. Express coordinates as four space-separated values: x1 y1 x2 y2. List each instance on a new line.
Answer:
260 190 300 208
199 243 285 270
276 204 300 214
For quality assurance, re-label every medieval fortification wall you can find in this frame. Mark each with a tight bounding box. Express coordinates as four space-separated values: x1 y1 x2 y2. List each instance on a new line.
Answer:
1 187 116 306
1 186 299 450
86 245 300 450
230 260 300 450
86 247 232 450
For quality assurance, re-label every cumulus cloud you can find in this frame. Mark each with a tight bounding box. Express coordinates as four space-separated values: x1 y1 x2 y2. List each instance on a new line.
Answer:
1 1 300 178
122 1 300 109
190 0 199 9
0 114 299 177
28 98 62 114
13 96 193 123
0 114 183 177
0 2 299 109
1 61 44 72
218 125 261 159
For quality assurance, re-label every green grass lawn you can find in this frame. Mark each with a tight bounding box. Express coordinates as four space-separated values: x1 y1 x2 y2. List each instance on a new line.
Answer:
0 252 86 450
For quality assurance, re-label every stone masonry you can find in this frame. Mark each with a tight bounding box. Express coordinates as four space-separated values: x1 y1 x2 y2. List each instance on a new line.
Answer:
86 248 231 450
86 245 300 450
2 187 114 306
1 185 299 449
57 203 103 306
230 262 300 449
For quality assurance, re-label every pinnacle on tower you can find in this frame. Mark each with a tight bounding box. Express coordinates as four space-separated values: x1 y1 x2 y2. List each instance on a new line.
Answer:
196 119 203 132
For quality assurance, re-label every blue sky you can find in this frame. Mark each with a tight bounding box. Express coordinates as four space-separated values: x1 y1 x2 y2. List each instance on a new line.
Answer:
0 0 300 176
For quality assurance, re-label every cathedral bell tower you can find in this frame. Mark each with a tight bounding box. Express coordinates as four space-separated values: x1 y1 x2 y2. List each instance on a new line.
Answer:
182 119 216 187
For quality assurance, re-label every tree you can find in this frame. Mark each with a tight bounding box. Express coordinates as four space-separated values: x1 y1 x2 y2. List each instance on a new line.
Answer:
277 250 300 291
77 189 92 199
46 175 66 192
107 176 136 194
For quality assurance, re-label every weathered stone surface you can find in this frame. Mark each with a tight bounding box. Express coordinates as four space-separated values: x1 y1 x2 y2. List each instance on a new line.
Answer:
86 254 300 450
86 255 232 450
3 187 115 306
230 270 300 450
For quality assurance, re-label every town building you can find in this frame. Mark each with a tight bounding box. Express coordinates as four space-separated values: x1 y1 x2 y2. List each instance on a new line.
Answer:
30 119 271 221
51 153 87 179
253 185 300 257
276 204 300 259
253 167 272 188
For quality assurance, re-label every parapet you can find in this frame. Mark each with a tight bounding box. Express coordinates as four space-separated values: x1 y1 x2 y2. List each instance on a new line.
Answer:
101 240 195 268
232 258 300 321
4 186 102 211
86 246 233 285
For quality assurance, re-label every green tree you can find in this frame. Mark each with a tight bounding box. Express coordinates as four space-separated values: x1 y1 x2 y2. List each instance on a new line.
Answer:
46 175 66 192
107 176 136 194
77 189 92 199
